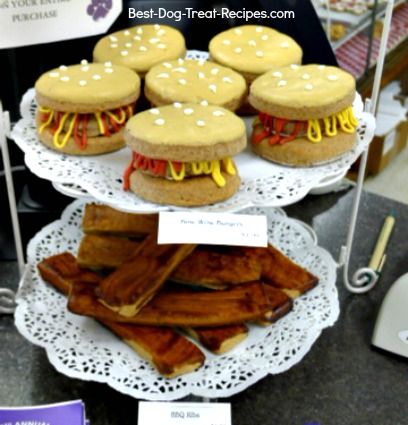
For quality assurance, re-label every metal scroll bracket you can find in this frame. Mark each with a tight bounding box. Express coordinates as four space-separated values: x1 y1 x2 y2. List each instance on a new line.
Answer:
0 100 25 314
339 0 395 293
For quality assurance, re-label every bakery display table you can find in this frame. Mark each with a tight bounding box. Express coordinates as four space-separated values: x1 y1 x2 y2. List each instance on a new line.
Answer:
1 186 407 424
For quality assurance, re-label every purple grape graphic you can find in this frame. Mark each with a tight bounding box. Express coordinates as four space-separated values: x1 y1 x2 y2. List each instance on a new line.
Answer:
87 0 112 21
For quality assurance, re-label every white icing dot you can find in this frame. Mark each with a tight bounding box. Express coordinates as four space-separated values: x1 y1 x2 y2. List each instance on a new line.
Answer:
110 43 118 48
81 65 90 71
222 76 232 84
178 58 184 64
197 59 206 66
80 59 88 65
200 100 208 106
280 41 289 48
198 72 205 79
222 39 231 45
305 84 313 90
234 47 242 54
211 68 219 75
124 30 131 36
59 65 67 71
209 84 217 93
261 35 269 41
213 110 225 117
136 28 143 34
163 62 172 68
104 61 113 67
109 35 118 42
79 80 87 86
235 28 242 34
157 73 169 78
104 68 113 73
248 40 256 46
150 108 160 115
157 29 166 36
154 24 160 29
173 67 187 73
92 74 102 80
155 118 165 125
255 51 263 58
327 74 339 81
184 108 194 115
272 71 283 78
120 50 129 56
157 43 166 49
149 38 160 44
178 79 187 85
302 73 311 80
49 71 59 78
60 76 70 82
256 27 263 33
318 65 326 70
277 80 287 87
173 102 182 108
290 64 299 70
133 35 141 41
139 46 148 51
196 120 205 127
125 42 132 48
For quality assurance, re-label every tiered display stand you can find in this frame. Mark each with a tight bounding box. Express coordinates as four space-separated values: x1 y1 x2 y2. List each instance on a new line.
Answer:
0 0 395 400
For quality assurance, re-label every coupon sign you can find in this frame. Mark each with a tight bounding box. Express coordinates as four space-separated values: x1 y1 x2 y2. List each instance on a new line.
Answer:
0 0 122 48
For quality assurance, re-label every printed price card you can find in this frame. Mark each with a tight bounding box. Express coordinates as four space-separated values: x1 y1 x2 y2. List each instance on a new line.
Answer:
0 0 122 49
138 401 231 425
158 212 268 247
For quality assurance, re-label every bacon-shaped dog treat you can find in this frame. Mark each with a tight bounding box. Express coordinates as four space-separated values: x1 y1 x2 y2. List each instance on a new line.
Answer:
96 232 197 317
82 203 158 237
37 253 205 378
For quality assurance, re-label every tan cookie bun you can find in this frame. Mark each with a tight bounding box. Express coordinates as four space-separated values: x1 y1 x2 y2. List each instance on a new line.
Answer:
248 64 359 166
144 58 247 111
208 25 302 84
92 24 186 77
35 60 141 155
123 102 247 206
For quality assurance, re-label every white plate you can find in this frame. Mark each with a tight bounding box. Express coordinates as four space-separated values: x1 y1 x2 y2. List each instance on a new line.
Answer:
14 199 339 401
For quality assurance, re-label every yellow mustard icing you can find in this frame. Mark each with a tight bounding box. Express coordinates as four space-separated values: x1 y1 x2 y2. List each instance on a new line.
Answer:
38 106 54 132
53 112 77 148
306 106 358 143
167 158 235 187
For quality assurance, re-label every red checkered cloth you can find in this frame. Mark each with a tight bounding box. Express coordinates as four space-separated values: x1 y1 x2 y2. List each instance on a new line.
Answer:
335 2 408 78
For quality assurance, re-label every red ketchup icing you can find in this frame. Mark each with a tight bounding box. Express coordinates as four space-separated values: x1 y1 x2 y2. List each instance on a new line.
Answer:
123 152 183 191
253 112 308 145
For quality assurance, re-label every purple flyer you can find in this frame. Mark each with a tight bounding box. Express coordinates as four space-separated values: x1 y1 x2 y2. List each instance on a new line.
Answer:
0 400 86 425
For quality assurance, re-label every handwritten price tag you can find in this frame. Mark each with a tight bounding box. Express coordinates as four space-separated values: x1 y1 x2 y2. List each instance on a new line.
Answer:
138 402 231 425
158 212 268 247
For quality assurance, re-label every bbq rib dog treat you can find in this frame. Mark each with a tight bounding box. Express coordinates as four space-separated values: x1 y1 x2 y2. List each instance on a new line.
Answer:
123 103 247 206
93 24 186 78
37 253 205 378
34 61 141 155
144 58 247 111
248 64 359 166
95 232 196 317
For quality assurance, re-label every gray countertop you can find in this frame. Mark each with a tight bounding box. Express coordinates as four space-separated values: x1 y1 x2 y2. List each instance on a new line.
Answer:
1 186 408 425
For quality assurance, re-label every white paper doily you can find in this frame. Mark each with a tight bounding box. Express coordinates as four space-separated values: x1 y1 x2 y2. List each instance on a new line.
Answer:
11 82 375 213
14 199 339 401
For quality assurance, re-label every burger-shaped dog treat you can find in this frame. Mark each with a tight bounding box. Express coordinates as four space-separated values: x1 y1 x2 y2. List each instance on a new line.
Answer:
35 61 141 155
248 64 359 166
123 103 247 206
93 24 186 78
144 58 247 111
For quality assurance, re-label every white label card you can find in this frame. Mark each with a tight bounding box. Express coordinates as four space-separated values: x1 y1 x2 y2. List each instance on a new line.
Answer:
0 0 122 49
138 402 231 425
158 212 268 247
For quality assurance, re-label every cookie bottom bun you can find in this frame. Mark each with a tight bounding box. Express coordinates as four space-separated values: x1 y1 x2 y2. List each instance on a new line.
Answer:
123 102 247 207
129 168 241 206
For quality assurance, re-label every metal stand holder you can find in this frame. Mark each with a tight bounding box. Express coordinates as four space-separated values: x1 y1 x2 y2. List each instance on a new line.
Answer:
339 0 395 293
0 101 25 314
